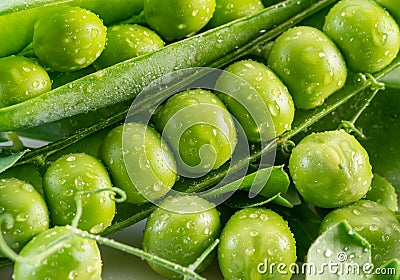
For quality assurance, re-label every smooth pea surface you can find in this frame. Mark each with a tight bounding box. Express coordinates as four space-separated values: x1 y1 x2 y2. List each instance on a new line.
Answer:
143 195 221 279
215 59 294 141
13 226 102 280
268 26 347 109
99 123 176 205
323 0 400 73
0 178 49 257
365 173 398 211
218 207 296 280
205 0 264 29
289 130 372 208
33 7 107 72
153 89 237 176
93 24 164 69
0 56 51 108
43 153 115 234
144 0 216 41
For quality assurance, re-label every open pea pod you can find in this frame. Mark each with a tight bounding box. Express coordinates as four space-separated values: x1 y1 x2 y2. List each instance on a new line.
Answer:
0 0 143 57
0 0 337 132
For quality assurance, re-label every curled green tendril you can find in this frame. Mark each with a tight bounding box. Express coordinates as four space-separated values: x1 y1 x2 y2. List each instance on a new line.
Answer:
339 73 386 139
338 120 366 139
365 73 385 91
281 140 296 155
71 187 127 229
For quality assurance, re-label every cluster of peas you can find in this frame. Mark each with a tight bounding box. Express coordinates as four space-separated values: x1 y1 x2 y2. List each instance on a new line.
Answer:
0 0 400 279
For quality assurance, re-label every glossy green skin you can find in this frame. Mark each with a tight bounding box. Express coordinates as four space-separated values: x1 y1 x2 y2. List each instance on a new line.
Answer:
13 226 102 280
153 89 237 175
320 200 400 267
43 153 115 234
375 0 400 24
218 208 296 280
215 59 294 142
93 24 164 70
143 195 221 279
99 122 177 205
33 7 107 72
366 174 398 211
268 26 347 109
205 0 264 29
323 0 400 73
289 130 372 208
0 56 51 108
0 178 49 257
144 0 216 41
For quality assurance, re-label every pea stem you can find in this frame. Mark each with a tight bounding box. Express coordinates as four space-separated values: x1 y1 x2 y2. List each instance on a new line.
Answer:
338 73 386 139
67 226 206 280
188 239 219 272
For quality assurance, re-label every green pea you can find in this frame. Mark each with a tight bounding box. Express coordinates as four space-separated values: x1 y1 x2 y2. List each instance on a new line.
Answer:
13 226 102 280
268 26 347 109
218 207 297 280
0 56 51 108
289 130 372 208
152 89 237 175
320 200 400 267
143 0 216 41
205 0 264 29
43 153 115 234
93 24 164 70
0 178 49 257
99 122 177 205
33 6 107 72
365 173 398 211
215 59 294 141
323 0 400 73
142 195 221 279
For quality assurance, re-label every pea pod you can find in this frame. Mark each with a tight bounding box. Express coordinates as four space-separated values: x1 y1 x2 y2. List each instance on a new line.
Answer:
0 0 338 132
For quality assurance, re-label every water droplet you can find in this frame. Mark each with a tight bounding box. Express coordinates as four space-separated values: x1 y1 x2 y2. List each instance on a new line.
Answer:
268 101 280 117
66 155 76 162
324 249 332 257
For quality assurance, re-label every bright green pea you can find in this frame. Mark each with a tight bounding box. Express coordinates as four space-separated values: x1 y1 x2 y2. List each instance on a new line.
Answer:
93 24 164 70
268 26 347 109
0 56 51 108
43 153 115 234
33 7 107 72
205 0 264 29
215 59 294 142
289 130 372 208
152 89 237 175
365 173 398 211
143 195 221 279
143 0 216 41
0 178 49 257
99 122 177 205
218 208 297 280
320 200 400 267
323 0 400 73
13 226 102 280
